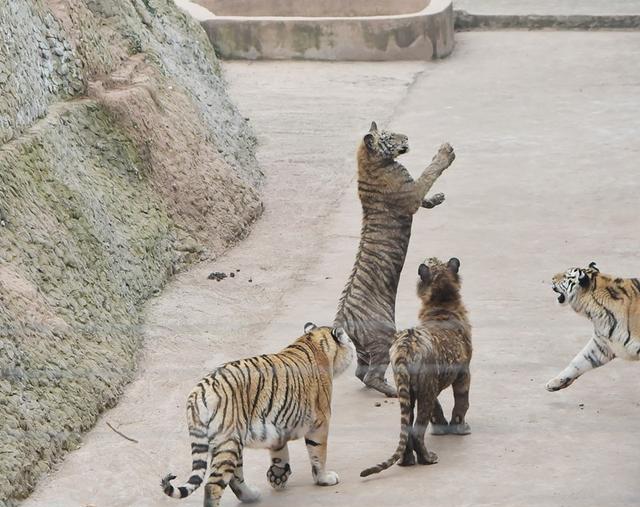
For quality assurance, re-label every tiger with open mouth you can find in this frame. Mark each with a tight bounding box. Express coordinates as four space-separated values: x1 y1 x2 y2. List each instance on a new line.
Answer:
546 262 640 392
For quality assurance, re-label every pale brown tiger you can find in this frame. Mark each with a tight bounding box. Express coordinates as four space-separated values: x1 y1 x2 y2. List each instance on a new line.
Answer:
546 262 640 391
361 257 472 477
335 121 456 397
161 323 354 507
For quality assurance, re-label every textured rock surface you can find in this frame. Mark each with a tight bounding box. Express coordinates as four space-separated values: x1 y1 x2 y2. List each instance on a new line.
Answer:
0 0 262 503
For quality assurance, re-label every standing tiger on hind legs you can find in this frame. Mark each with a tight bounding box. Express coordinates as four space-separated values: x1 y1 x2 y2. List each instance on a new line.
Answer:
335 121 456 397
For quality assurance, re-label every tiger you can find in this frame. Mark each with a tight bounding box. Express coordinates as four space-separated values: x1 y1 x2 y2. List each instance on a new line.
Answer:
361 257 472 477
335 121 456 397
546 262 640 392
161 323 355 507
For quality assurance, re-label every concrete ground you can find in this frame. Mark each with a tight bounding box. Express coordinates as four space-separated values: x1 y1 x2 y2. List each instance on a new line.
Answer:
22 32 640 507
454 0 640 15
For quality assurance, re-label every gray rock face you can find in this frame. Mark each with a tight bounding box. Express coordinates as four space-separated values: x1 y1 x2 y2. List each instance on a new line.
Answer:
0 0 263 503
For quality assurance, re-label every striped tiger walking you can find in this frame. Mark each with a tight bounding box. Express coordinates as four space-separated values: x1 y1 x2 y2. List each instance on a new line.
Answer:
161 323 354 507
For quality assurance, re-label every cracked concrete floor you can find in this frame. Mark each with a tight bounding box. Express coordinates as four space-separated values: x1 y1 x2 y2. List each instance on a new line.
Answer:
22 32 640 507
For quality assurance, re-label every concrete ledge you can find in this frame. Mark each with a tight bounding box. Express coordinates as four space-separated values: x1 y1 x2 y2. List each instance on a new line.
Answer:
455 10 640 30
181 0 454 60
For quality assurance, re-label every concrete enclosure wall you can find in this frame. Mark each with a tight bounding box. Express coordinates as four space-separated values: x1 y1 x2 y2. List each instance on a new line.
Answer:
197 0 430 17
184 0 454 60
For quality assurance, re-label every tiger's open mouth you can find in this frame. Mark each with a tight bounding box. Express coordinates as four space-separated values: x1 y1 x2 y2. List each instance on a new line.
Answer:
398 146 408 155
553 287 565 304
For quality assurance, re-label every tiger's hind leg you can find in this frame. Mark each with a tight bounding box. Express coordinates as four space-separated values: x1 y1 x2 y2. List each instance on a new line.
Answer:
413 389 439 466
229 453 261 503
364 346 396 398
428 399 450 436
355 351 370 382
267 444 292 490
305 423 339 486
204 439 240 507
448 370 471 435
398 391 416 467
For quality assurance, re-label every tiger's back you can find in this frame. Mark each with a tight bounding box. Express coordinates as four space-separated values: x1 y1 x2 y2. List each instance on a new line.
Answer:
192 341 332 449
391 313 472 393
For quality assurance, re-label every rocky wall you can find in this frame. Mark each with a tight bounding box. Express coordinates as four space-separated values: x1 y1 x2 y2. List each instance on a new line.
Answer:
0 0 263 503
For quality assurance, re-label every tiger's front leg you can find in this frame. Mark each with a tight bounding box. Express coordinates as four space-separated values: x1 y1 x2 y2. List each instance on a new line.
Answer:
546 337 614 392
305 422 339 486
267 444 292 490
414 144 455 205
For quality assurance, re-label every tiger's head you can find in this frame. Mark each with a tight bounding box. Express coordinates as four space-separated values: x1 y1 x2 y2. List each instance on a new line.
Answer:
551 262 600 306
416 257 462 307
303 322 355 377
362 121 409 162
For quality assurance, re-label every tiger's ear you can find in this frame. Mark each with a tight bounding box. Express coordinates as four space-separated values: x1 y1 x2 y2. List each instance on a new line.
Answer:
447 257 460 274
369 121 378 132
588 261 599 273
304 322 317 333
364 133 375 151
331 327 350 344
418 263 431 284
578 270 590 288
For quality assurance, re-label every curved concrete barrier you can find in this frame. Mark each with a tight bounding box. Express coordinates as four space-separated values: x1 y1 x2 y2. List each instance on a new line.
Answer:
180 0 454 60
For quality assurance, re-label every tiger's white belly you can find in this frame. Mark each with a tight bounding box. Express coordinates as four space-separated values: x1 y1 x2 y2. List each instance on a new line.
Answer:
245 422 309 449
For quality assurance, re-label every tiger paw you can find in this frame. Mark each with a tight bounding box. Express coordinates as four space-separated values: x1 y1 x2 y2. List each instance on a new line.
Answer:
447 422 471 435
239 486 261 504
398 453 416 467
434 143 455 166
422 193 446 209
546 376 574 392
231 481 261 503
417 450 439 465
364 376 397 398
315 470 339 486
429 423 449 436
267 463 291 490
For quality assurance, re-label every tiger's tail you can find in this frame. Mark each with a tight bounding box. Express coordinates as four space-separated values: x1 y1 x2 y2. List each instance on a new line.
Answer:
162 387 212 499
360 356 412 477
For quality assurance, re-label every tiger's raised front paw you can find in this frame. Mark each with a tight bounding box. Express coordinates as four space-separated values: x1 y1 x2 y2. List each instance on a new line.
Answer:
546 376 574 392
422 193 446 209
315 470 339 486
267 463 291 490
433 143 455 167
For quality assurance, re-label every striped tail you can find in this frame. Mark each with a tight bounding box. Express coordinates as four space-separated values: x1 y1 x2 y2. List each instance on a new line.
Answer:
360 358 412 477
162 390 211 499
